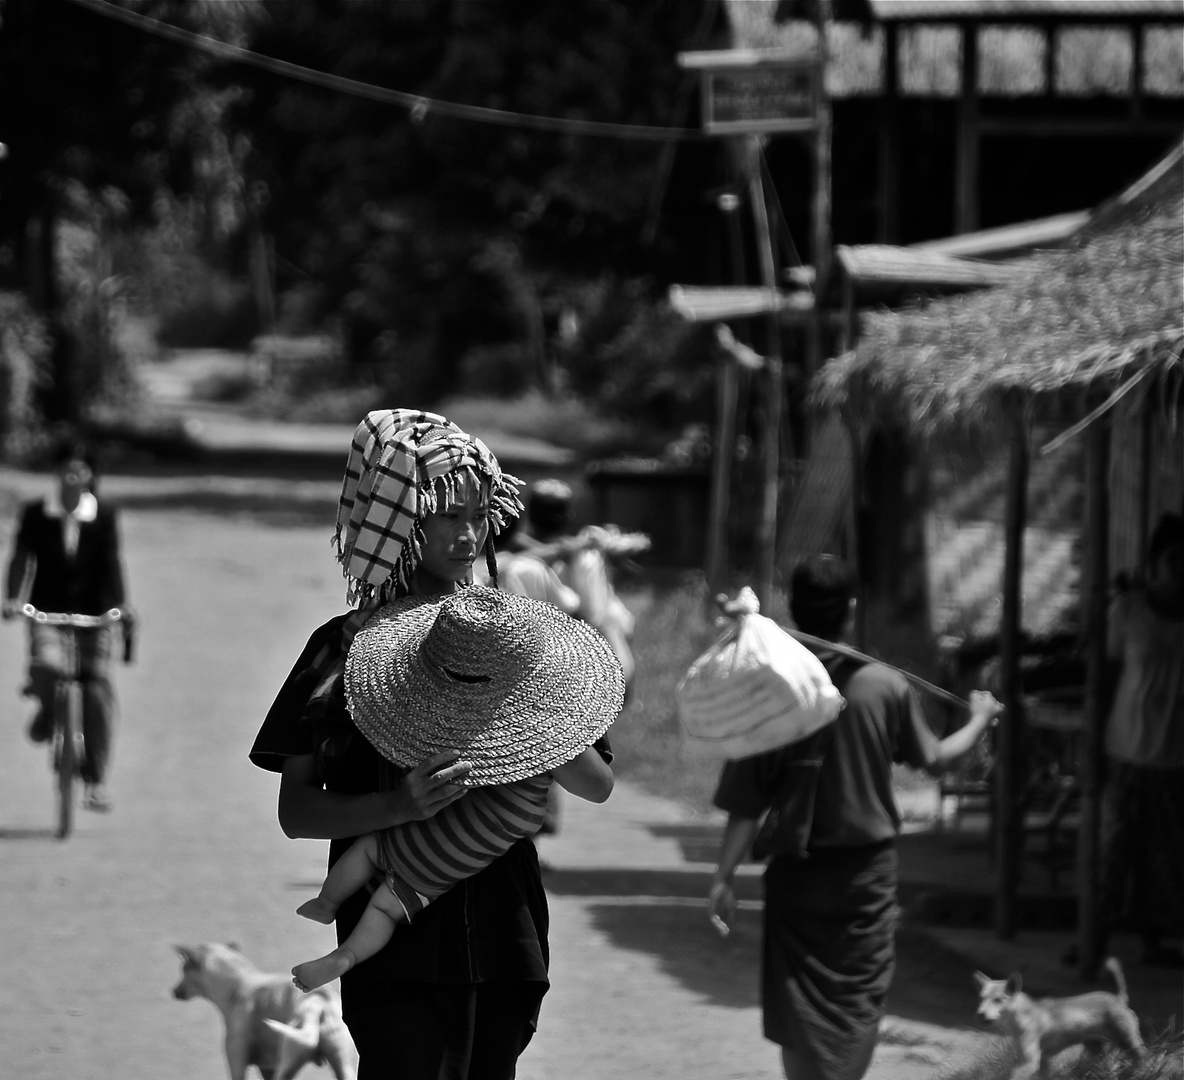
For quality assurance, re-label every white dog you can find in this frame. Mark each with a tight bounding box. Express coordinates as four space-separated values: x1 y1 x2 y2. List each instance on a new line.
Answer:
973 957 1144 1080
172 941 358 1080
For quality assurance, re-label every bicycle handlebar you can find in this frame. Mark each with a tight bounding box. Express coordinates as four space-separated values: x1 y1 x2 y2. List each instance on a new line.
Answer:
12 603 136 662
16 603 128 629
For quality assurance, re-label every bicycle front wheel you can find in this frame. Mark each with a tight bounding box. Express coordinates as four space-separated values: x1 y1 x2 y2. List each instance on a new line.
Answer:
54 683 81 840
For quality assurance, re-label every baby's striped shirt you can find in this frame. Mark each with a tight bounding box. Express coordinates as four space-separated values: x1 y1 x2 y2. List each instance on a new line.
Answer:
378 774 552 918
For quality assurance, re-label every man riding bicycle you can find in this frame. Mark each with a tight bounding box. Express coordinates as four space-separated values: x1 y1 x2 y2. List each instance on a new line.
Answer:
2 436 133 813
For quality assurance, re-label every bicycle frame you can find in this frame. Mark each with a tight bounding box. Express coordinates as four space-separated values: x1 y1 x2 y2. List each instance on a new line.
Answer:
18 604 125 839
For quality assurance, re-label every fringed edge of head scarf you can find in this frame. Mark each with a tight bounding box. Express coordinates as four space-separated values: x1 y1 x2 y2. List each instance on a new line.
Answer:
333 409 524 607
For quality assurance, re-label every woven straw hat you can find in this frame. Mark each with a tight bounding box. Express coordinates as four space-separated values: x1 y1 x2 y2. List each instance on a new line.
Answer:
345 585 625 785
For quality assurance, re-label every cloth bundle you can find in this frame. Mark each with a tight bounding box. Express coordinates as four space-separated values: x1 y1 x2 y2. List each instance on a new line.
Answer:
677 588 844 759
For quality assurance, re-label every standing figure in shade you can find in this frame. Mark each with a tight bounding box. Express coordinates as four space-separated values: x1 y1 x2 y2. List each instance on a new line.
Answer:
2 436 134 812
1093 512 1184 969
709 555 1001 1080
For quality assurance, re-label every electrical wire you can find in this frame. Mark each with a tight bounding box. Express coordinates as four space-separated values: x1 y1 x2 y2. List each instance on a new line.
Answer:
66 0 707 143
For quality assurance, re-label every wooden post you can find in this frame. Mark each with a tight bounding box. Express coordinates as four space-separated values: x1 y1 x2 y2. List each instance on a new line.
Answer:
847 416 867 651
707 357 739 593
955 23 980 235
705 185 749 592
1078 417 1110 978
813 0 833 298
1042 21 1057 99
878 22 900 244
1138 405 1152 559
808 0 834 451
747 135 785 610
1130 22 1144 121
996 414 1029 939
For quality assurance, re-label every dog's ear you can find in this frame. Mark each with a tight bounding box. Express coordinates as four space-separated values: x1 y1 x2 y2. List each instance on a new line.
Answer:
1005 972 1022 994
972 971 991 991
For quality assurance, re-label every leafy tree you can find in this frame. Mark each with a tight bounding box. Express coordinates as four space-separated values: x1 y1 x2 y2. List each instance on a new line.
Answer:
225 0 722 402
0 0 259 421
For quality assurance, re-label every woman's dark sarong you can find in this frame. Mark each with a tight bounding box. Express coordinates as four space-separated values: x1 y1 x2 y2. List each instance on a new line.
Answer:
762 842 897 1080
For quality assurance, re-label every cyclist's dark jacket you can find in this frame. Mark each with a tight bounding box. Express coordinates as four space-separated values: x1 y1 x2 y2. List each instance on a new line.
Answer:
13 499 126 615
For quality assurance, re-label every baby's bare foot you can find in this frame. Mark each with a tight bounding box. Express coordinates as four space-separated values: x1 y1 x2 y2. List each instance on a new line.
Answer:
292 949 354 992
296 897 337 924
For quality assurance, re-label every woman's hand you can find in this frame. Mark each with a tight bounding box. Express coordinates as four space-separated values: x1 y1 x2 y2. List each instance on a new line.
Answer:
968 690 1003 729
394 752 472 821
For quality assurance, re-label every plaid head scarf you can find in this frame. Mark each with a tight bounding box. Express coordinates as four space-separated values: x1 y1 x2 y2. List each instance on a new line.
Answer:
333 409 524 606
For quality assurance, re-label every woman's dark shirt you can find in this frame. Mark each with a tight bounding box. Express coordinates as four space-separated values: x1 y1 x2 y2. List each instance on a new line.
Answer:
250 614 550 989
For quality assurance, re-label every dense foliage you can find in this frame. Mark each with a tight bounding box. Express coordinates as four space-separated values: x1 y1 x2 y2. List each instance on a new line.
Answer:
224 0 723 414
0 0 260 428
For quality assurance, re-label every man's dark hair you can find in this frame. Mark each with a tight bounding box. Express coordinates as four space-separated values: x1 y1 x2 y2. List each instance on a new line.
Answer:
51 435 99 476
1148 512 1184 565
789 555 858 639
526 479 573 539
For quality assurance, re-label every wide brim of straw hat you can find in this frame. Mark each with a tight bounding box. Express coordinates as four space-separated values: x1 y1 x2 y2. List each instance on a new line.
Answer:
345 586 625 785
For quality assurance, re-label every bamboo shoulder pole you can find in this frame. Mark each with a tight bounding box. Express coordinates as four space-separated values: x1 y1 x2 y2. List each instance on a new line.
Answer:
1078 418 1110 977
706 355 738 593
996 416 1029 940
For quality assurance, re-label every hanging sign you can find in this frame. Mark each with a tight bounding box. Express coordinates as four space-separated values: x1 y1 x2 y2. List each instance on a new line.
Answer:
678 48 820 136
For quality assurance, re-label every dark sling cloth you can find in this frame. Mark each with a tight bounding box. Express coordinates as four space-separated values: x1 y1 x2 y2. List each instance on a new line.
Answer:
762 842 897 1080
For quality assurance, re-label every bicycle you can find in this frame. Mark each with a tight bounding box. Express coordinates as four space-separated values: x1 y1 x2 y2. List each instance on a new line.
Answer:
14 604 133 839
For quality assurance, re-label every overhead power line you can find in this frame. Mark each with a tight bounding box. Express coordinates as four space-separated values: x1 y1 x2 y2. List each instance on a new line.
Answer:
67 0 706 142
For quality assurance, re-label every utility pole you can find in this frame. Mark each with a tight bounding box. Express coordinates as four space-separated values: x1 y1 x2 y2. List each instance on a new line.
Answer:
747 135 785 609
678 47 822 608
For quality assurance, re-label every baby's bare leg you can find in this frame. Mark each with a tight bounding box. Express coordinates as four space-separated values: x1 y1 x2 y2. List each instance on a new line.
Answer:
297 833 384 924
292 884 408 991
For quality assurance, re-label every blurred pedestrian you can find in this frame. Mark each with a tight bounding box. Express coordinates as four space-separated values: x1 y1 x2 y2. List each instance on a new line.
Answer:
505 478 641 842
520 479 637 700
1093 512 1184 969
708 555 1001 1080
479 507 581 617
2 435 133 813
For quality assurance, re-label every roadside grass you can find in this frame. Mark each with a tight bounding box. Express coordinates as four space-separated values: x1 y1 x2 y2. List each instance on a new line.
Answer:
937 1029 1183 1080
608 575 724 813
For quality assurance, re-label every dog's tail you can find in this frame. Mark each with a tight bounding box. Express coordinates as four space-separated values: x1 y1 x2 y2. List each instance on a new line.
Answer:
1101 957 1129 1004
264 1001 324 1051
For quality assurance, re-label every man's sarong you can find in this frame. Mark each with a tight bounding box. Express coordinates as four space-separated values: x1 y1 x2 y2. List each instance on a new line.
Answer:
762 842 897 1080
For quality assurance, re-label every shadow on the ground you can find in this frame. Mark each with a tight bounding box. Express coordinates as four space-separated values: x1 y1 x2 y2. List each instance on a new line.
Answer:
646 821 728 864
0 826 60 841
545 860 996 1030
543 865 761 903
891 927 993 1030
588 898 764 1010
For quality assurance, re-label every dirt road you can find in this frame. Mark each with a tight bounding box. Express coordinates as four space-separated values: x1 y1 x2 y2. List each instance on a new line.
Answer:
0 469 993 1080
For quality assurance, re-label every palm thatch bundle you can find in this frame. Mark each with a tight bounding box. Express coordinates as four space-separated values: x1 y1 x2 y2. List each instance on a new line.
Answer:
813 143 1184 450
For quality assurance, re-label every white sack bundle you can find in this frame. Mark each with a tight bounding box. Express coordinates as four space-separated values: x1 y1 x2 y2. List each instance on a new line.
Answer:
677 588 844 759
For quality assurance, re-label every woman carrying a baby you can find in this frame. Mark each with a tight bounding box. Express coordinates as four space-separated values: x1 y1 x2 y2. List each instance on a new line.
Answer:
249 410 625 1080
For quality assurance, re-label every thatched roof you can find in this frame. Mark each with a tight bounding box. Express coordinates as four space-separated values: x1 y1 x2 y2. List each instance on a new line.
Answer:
812 142 1184 445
